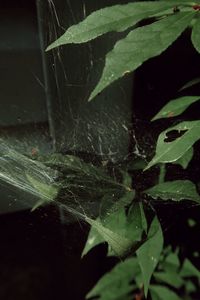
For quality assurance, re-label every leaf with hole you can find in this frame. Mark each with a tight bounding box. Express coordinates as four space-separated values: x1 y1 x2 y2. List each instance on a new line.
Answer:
152 96 200 121
89 11 195 100
145 120 200 170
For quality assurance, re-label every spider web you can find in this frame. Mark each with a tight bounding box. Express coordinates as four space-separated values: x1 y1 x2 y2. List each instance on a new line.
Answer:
0 0 148 223
0 0 200 251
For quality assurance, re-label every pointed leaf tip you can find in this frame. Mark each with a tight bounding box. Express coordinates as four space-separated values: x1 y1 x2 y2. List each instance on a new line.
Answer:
88 12 195 100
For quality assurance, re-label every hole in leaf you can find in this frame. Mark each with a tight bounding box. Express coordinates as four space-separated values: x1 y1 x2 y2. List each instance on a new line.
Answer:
164 129 188 143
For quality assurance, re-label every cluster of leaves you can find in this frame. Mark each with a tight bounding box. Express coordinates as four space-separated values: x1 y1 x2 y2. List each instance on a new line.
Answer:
44 1 200 299
28 151 200 299
87 248 200 300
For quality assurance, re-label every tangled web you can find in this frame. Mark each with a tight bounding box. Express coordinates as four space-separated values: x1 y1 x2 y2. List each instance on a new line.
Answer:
1 0 199 240
0 138 134 222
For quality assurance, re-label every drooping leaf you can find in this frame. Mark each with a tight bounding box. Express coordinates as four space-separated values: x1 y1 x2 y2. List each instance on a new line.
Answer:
144 180 200 203
192 16 200 53
145 120 200 170
27 174 58 210
137 216 164 297
152 96 200 121
46 1 190 50
86 257 140 300
173 147 193 169
150 285 181 300
89 11 195 101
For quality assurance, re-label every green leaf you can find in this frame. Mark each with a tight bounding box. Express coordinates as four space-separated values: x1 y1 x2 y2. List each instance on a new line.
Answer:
89 11 195 101
46 1 190 50
38 153 109 181
179 77 200 91
150 285 181 300
127 157 147 170
173 147 193 169
185 280 197 293
82 188 134 256
82 191 147 258
86 257 140 300
154 271 184 289
192 16 200 53
124 202 147 241
81 221 105 257
144 180 200 203
27 174 58 210
180 259 200 279
86 217 135 257
152 96 200 121
145 120 200 170
39 153 129 209
162 252 180 273
137 216 164 297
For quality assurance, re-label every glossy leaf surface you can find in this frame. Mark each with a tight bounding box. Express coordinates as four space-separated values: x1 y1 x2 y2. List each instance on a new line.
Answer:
152 96 200 121
145 120 200 169
89 12 195 100
46 1 190 50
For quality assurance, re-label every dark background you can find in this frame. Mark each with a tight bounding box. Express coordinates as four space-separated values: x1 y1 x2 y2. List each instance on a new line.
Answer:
0 0 200 299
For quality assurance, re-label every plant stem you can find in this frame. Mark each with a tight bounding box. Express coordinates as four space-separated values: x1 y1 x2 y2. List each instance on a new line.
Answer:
159 164 166 184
